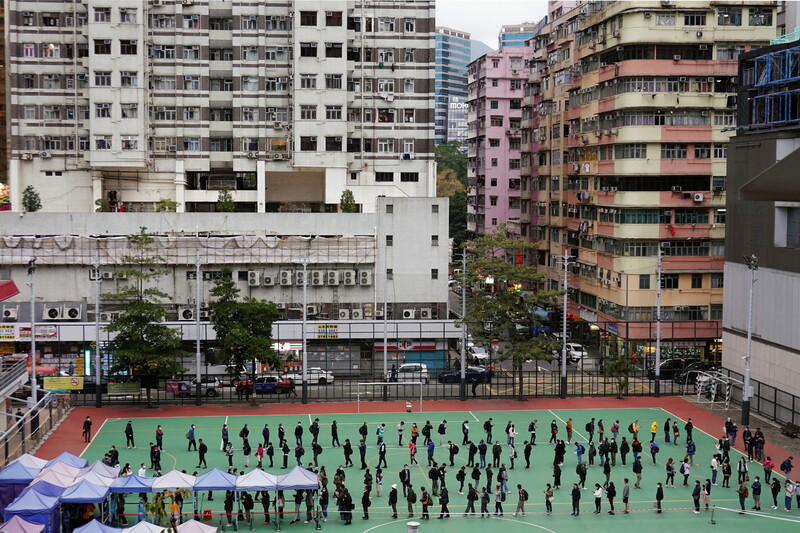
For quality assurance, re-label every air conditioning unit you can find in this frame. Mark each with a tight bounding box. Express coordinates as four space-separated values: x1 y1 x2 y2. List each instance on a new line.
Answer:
699 44 708 50
40 151 52 159
199 310 210 319
338 309 350 320
311 271 325 286
326 270 339 286
273 153 283 160
42 305 63 320
341 270 356 286
673 55 681 61
644 11 652 18
693 193 704 202
178 307 194 321
276 302 286 310
247 152 258 159
358 270 373 286
306 305 319 316
116 272 128 280
351 309 363 320
295 270 307 286
701 110 709 117
702 241 711 248
248 271 261 286
572 163 580 172
101 271 114 280
610 187 618 192
679 77 687 82
674 306 687 312
274 122 283 129
671 186 682 193
168 145 177 152
262 274 275 286
279 271 293 286
664 210 673 216
22 153 34 161
660 242 671 248
99 312 114 322
64 306 82 320
713 185 724 193
420 308 432 319
182 0 194 5
600 62 608 68
402 309 416 319
601 187 610 192
2 306 18 321
375 308 385 318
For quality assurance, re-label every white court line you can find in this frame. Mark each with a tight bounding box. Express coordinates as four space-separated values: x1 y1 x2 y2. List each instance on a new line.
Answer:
308 413 313 425
81 416 112 456
547 409 588 443
714 506 800 523
469 411 480 422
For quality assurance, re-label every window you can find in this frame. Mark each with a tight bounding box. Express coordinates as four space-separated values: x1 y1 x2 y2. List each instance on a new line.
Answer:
120 71 138 87
489 196 498 206
325 74 342 89
614 144 646 159
242 46 258 61
714 208 726 224
711 273 724 288
403 139 414 153
23 43 36 58
241 107 257 122
43 75 60 89
489 138 500 147
42 43 60 58
152 76 177 90
184 137 201 151
491 158 498 167
121 103 137 119
490 100 499 109
120 8 137 24
378 17 395 32
183 76 200 90
694 144 711 159
405 48 414 62
153 106 177 121
431 269 439 280
661 274 679 289
691 274 703 289
210 78 234 91
378 109 395 123
405 18 415 32
683 13 706 26
183 45 200 60
94 40 111 54
326 11 343 26
181 107 198 121
717 7 741 26
241 15 257 30
749 8 773 26
400 172 419 182
325 43 343 58
300 105 317 120
210 138 234 152
386 269 393 280
43 106 61 120
242 77 259 91
300 43 317 57
326 105 342 120
152 45 175 59
378 48 395 62
325 136 342 151
94 7 110 23
152 14 175 28
713 144 727 158
95 103 111 118
386 235 393 246
22 12 34 26
183 15 200 29
639 274 650 290
94 71 111 86
120 40 137 55
378 138 394 152
300 136 317 151
300 74 317 89
94 135 112 150
375 172 394 182
44 138 61 151
655 13 675 26
23 106 35 119
121 136 138 150
210 48 234 61
714 111 736 126
300 11 317 26
378 79 395 92
210 18 233 30
661 143 687 159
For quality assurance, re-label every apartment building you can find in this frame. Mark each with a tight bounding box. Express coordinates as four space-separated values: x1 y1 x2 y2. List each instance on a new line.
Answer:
5 0 436 214
514 1 776 361
434 26 470 144
466 47 533 233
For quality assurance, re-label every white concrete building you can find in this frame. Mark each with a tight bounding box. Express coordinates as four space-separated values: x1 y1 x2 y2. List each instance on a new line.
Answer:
6 0 436 214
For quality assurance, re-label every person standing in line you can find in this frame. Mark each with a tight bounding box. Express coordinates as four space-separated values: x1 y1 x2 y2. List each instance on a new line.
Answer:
281 440 290 469
672 421 680 445
684 418 693 443
702 478 712 511
585 418 595 443
655 482 664 514
422 421 432 446
570 483 581 516
376 423 386 445
737 457 749 484
125 421 135 449
785 479 795 512
606 481 616 515
82 416 93 442
294 422 303 447
620 437 630 466
553 463 562 489
524 441 533 469
770 477 781 509
484 418 494 443
529 420 537 446
331 420 340 447
378 441 388 468
479 486 490 517
437 420 448 447
650 421 658 443
544 483 554 515
736 482 748 514
566 418 574 443
225 442 234 467
221 424 229 451
419 487 430 519
665 457 676 487
388 484 398 519
406 484 417 518
243 440 252 468
513 483 527 516
611 420 620 441
409 441 418 465
266 442 275 468
456 466 466 494
751 476 762 510
763 456 775 483
461 421 469 446
398 421 405 446
622 478 631 514
549 420 558 444
680 459 692 486
375 468 383 498
187 424 197 451
359 439 368 469
691 480 701 514
478 440 488 468
463 483 477 516
663 418 671 444
197 439 208 468
710 454 720 485
256 443 264 468
650 440 660 465
438 485 450 518
399 465 411 497
155 425 164 451
633 457 643 489
361 485 371 520
494 484 504 516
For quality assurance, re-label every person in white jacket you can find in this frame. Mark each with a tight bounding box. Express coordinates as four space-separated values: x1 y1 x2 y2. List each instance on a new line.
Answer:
593 484 604 514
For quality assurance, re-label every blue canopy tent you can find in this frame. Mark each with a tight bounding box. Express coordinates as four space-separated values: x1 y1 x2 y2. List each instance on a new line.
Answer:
72 519 121 533
0 514 46 533
60 482 109 504
193 469 236 492
13 455 48 471
79 462 119 479
275 467 319 491
108 476 154 494
45 453 87 470
26 483 65 499
235 470 277 491
3 488 60 533
0 463 41 516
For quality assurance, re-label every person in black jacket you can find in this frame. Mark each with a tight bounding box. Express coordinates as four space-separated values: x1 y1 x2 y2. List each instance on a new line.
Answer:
361 486 371 519
260 490 271 524
438 486 450 518
606 481 616 515
331 420 341 447
571 483 581 516
655 482 664 513
388 484 398 519
399 465 411 497
342 439 353 467
359 440 368 469
294 422 304 447
342 489 353 525
197 439 208 468
620 437 630 466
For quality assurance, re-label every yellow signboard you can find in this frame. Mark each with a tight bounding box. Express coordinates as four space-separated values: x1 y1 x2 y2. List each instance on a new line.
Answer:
316 324 339 340
43 376 84 390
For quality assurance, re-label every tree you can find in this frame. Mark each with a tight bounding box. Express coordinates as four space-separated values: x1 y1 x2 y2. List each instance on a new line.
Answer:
339 189 357 213
604 353 633 399
435 141 468 185
156 198 179 212
209 268 281 404
436 168 465 197
216 189 235 212
461 224 560 400
448 190 468 248
22 185 42 212
435 143 469 247
104 228 187 408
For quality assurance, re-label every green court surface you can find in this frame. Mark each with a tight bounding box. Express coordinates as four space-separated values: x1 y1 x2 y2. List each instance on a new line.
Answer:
84 407 800 532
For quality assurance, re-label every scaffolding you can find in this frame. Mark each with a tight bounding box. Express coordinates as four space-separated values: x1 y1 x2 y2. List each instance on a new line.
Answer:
0 235 377 267
749 44 800 127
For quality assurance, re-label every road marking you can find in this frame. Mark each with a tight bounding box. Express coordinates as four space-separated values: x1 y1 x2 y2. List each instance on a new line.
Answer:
547 409 587 442
308 413 313 424
468 411 480 422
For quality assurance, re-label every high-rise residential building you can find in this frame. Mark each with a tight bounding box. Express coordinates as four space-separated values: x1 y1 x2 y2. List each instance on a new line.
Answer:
466 46 533 233
498 23 539 48
435 26 470 144
515 1 776 364
6 0 436 214
723 40 800 402
445 96 468 145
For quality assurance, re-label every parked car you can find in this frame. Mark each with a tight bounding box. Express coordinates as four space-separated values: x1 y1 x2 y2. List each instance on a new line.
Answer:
673 361 718 384
388 363 430 384
176 377 221 398
281 367 334 385
467 346 490 365
647 357 699 380
254 375 293 394
438 365 493 383
564 343 588 363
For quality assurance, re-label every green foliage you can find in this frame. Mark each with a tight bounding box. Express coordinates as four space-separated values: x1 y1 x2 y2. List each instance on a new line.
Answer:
339 189 358 213
604 353 633 398
435 141 468 246
216 189 236 212
448 190 468 248
461 224 560 399
22 185 42 212
104 227 188 407
156 198 179 212
94 198 111 212
435 141 468 185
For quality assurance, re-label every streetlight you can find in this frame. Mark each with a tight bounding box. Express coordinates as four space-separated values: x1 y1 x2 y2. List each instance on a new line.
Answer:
91 258 102 408
300 257 308 404
194 253 202 406
654 251 663 397
560 250 578 399
460 248 467 402
26 258 37 404
742 254 758 427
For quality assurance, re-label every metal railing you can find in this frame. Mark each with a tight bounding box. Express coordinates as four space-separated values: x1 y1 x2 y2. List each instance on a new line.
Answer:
719 367 800 427
0 358 28 395
0 392 73 468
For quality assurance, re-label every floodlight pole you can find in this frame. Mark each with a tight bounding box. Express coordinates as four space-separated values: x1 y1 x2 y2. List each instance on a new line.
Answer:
195 252 202 406
560 251 576 399
382 244 388 401
654 250 663 397
93 258 102 408
460 248 467 401
742 254 758 427
27 259 37 404
301 257 308 404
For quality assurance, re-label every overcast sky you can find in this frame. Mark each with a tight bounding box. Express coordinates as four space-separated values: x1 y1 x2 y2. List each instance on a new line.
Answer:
436 0 549 49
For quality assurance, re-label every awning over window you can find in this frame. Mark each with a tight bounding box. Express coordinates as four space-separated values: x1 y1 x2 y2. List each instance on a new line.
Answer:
0 280 21 302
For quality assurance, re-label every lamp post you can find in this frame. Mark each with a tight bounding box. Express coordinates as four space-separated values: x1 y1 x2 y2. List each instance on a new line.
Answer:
301 258 308 404
560 251 577 399
619 270 630 360
382 244 388 401
742 254 758 427
654 250 663 397
92 258 102 408
27 259 37 404
460 248 467 402
195 253 202 406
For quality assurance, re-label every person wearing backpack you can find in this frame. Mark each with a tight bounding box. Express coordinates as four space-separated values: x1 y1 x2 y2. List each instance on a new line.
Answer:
780 456 794 479
438 485 450 518
575 442 585 464
419 487 431 519
679 459 691 486
509 445 518 470
422 421 433 446
406 485 417 518
514 483 527 516
585 418 595 443
437 420 448 447
312 441 323 467
736 482 748 514
448 441 459 466
494 484 505 515
464 483 477 516
619 437 630 466
606 481 616 515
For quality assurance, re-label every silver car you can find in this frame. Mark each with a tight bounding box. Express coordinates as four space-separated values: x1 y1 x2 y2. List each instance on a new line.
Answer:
389 363 430 384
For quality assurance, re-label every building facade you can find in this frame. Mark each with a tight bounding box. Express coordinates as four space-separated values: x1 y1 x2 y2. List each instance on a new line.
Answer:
435 26 470 145
5 0 436 214
514 1 776 362
466 47 533 234
722 41 800 400
0 198 457 377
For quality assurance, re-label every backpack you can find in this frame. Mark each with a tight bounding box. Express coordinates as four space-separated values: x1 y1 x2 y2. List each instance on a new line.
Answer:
627 423 634 433
376 428 381 435
585 423 592 432
521 489 529 501
409 492 417 504
500 491 506 502
239 429 245 438
781 460 789 472
452 445 459 454
679 463 686 474
185 432 190 439
744 487 749 498
513 449 518 459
